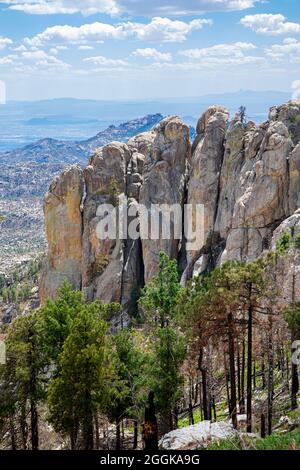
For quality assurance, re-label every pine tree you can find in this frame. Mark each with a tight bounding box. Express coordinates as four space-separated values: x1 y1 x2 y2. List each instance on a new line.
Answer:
47 305 118 450
139 252 186 435
284 302 300 410
0 312 45 449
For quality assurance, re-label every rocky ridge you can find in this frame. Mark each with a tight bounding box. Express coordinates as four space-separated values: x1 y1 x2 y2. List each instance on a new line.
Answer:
40 100 300 315
0 114 164 273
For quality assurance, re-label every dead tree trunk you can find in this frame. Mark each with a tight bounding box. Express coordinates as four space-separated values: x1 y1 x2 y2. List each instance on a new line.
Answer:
267 326 274 436
228 313 237 429
143 391 158 451
247 302 253 433
291 331 299 411
198 349 209 420
240 339 246 413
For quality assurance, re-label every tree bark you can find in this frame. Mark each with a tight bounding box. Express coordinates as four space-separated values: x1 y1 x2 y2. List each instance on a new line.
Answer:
143 391 158 451
116 418 121 450
260 413 266 439
133 420 138 449
240 339 246 413
247 299 253 433
267 327 274 436
291 332 299 411
228 313 237 429
30 400 39 450
198 349 209 420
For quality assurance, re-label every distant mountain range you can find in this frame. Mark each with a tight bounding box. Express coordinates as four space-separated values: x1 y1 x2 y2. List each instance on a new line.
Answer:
0 113 164 272
0 90 290 152
3 90 290 120
0 114 163 165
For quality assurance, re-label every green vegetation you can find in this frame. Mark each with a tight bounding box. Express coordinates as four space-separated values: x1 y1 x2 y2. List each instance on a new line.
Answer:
207 428 300 450
139 252 186 434
276 231 291 253
0 258 42 305
0 252 299 450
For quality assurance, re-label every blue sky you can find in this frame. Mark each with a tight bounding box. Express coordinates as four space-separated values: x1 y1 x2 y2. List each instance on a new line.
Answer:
0 0 300 100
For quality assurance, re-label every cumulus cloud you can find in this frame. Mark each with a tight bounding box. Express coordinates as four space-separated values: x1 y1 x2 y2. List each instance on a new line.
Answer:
24 17 212 46
265 38 300 62
2 0 119 16
2 1 263 16
78 45 95 50
21 49 70 68
14 44 27 51
179 41 257 59
83 55 128 66
241 14 300 35
0 36 13 50
178 41 262 65
132 48 172 62
117 0 262 16
0 54 17 64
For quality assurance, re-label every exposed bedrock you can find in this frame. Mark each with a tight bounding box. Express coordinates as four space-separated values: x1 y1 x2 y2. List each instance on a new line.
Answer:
40 100 300 313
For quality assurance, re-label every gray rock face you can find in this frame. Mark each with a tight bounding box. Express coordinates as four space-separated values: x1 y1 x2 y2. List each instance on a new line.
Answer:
289 144 300 214
220 120 292 263
185 106 229 277
271 210 300 309
269 100 300 145
40 100 300 318
40 165 84 301
82 142 129 303
140 116 191 282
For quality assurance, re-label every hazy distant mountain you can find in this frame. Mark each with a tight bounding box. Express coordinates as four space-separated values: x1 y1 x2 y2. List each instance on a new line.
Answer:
0 114 163 165
3 89 289 119
0 113 164 271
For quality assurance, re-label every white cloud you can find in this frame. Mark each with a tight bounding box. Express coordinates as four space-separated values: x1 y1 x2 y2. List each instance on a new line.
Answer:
83 55 128 67
265 38 300 62
14 44 27 51
2 0 262 16
24 17 212 46
179 41 257 59
132 48 172 62
0 36 13 50
78 45 94 50
21 49 70 68
3 0 119 16
118 0 262 16
178 41 262 66
241 14 300 35
0 54 17 64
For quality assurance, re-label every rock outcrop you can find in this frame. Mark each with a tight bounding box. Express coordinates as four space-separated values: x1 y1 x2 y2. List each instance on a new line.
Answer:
271 209 300 309
159 420 237 450
140 116 191 282
40 100 300 318
184 106 229 278
40 165 84 300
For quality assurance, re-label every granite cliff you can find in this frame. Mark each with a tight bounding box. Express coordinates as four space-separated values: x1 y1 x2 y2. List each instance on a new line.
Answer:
40 100 300 319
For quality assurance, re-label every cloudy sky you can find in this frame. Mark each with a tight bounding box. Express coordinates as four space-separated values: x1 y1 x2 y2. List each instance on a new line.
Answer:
0 0 300 100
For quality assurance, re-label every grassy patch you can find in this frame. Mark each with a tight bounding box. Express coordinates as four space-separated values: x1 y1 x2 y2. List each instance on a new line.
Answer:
255 428 300 450
206 427 300 451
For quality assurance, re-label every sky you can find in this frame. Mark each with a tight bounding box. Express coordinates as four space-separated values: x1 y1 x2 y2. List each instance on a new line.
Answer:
0 0 300 101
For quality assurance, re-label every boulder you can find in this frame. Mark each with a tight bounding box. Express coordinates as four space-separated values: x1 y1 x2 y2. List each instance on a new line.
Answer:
159 421 237 450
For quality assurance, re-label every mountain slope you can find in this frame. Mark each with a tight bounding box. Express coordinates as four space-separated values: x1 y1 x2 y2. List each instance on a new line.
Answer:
0 114 163 165
0 114 163 272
